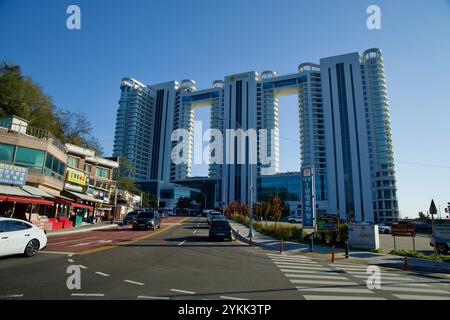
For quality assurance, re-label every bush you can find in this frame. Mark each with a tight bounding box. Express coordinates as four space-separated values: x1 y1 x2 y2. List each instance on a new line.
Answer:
389 249 450 263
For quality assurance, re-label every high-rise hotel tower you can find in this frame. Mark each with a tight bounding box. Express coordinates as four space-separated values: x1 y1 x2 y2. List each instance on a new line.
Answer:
113 48 399 223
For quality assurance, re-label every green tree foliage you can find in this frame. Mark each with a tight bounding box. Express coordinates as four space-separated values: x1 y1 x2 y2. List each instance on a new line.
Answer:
0 61 102 153
177 197 192 211
142 192 158 208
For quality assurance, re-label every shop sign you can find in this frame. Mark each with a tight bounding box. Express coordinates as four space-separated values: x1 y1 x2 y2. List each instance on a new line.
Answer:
67 168 86 186
0 162 28 186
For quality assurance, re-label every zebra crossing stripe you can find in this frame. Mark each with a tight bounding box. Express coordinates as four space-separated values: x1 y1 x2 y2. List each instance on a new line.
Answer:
377 286 450 294
393 294 450 300
280 269 338 274
303 295 386 300
289 279 358 286
296 287 374 294
331 264 368 269
274 264 330 270
271 259 318 265
286 273 349 280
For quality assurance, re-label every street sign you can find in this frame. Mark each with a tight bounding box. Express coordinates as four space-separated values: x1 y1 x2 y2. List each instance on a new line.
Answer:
317 215 339 231
429 199 437 215
391 224 416 237
301 167 316 228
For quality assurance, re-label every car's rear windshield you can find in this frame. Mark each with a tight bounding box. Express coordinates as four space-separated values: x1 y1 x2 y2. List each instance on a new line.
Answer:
128 212 138 216
138 212 154 219
212 220 229 226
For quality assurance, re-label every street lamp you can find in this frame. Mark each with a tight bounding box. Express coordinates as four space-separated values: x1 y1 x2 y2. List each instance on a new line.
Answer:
213 116 255 244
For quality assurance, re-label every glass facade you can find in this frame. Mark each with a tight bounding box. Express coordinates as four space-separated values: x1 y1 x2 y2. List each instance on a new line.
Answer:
257 174 301 202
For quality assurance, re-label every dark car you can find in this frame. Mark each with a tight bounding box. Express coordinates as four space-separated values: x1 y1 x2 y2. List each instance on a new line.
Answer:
209 216 232 241
132 211 161 231
123 211 139 225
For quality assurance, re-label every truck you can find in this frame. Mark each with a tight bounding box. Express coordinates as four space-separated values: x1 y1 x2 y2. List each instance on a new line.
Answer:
430 224 450 254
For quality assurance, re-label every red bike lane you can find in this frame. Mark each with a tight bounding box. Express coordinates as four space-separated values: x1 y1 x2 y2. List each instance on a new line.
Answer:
43 216 186 254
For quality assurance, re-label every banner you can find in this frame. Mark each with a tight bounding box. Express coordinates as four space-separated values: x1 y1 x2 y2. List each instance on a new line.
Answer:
0 162 28 186
301 166 316 228
66 167 87 186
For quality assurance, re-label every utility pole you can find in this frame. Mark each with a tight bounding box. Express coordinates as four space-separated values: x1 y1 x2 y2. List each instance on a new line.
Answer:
429 199 438 260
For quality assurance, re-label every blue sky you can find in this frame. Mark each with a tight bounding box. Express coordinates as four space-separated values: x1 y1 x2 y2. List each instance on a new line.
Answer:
1 0 450 217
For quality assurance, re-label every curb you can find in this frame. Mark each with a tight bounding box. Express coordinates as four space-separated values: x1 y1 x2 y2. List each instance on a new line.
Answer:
47 224 118 236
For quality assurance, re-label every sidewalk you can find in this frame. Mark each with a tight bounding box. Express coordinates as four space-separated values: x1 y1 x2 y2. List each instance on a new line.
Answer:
229 220 450 274
47 221 118 236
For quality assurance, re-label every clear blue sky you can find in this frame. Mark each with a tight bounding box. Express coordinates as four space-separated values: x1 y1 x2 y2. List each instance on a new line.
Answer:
1 0 450 218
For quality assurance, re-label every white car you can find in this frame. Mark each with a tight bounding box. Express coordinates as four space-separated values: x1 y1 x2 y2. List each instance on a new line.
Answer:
0 218 47 258
378 224 392 234
288 215 302 224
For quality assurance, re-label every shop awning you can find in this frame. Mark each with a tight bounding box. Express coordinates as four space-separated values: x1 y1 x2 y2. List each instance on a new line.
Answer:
0 195 54 206
54 197 93 210
65 190 104 204
21 185 55 199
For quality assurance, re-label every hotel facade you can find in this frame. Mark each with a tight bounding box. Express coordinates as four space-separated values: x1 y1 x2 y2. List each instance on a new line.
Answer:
113 48 399 223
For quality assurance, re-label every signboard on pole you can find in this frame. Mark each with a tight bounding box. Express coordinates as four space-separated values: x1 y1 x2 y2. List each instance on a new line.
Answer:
317 215 339 231
0 162 28 186
391 224 416 237
301 166 316 228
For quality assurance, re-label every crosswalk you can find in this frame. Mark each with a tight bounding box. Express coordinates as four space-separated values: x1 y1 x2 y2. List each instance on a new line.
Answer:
267 253 450 300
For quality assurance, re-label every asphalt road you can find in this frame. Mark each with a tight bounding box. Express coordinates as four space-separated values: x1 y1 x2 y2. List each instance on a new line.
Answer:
0 217 449 300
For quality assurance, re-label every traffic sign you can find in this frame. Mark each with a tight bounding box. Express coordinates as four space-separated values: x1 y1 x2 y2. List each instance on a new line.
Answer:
391 224 416 237
429 199 437 215
317 215 339 231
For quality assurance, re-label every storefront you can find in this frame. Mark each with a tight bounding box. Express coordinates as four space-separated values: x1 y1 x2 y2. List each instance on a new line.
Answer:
63 190 103 226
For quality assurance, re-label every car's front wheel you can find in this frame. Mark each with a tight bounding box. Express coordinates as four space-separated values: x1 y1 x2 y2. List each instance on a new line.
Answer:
437 243 448 255
384 230 390 234
24 239 40 257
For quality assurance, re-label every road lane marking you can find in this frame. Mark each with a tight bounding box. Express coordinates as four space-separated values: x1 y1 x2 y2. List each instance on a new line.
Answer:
331 264 368 269
95 272 110 277
124 280 144 286
280 269 337 274
78 265 88 269
170 289 195 294
296 287 374 294
68 259 74 263
49 237 97 246
40 251 76 255
271 259 318 265
286 274 349 280
393 294 450 300
290 279 358 286
274 264 330 270
377 286 450 294
220 296 248 300
193 230 197 234
350 274 414 281
71 293 104 297
138 295 170 300
0 294 24 298
76 217 189 255
304 295 385 300
178 240 186 246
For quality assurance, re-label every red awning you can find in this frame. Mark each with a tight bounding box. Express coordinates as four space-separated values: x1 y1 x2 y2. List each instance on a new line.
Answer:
55 197 93 210
0 195 54 206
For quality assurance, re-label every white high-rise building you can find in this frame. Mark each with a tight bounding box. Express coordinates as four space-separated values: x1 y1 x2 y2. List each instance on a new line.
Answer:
113 48 399 222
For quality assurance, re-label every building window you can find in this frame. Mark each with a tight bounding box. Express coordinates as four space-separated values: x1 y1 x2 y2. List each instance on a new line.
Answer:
0 143 15 162
84 164 92 174
95 166 110 179
15 146 45 170
67 156 80 168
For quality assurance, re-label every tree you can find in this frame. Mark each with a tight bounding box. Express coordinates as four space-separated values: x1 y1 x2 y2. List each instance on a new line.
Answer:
142 192 158 208
177 197 192 213
269 196 284 229
418 211 431 223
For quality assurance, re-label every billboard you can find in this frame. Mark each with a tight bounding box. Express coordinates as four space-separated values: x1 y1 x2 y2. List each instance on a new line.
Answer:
348 223 380 250
0 162 28 186
301 166 316 228
66 167 87 186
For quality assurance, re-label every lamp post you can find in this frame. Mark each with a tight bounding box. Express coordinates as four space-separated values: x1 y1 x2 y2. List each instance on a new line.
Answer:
213 116 254 244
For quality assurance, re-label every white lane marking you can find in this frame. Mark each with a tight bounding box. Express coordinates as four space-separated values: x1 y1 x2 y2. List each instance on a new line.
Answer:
49 237 97 245
280 269 337 274
377 287 450 294
393 294 450 300
286 274 349 280
379 282 431 287
193 230 197 234
178 241 186 246
296 287 374 294
78 265 88 269
267 254 312 260
290 279 358 286
124 280 145 286
304 295 385 300
71 293 104 297
67 259 74 263
350 274 414 281
138 295 170 300
274 264 330 270
271 259 318 265
331 264 368 269
0 294 24 298
40 251 76 255
170 289 195 294
220 296 248 300
95 272 110 277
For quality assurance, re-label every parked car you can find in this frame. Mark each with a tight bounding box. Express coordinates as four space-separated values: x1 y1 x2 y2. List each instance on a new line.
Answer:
0 218 47 258
287 215 302 224
378 224 392 234
208 216 232 241
123 211 140 225
207 211 222 225
430 225 450 254
132 211 161 231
